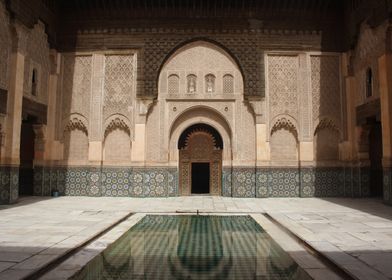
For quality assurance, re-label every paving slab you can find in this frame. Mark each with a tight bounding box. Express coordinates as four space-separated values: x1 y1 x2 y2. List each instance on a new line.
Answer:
0 196 391 279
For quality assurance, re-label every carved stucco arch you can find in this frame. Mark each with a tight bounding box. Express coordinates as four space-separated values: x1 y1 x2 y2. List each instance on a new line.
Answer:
270 114 299 142
157 38 246 88
314 117 341 137
169 106 232 164
62 114 88 137
103 114 132 141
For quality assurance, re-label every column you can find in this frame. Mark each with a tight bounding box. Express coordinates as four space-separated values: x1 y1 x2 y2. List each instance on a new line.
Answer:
89 54 105 163
298 53 313 163
1 23 29 204
45 50 61 161
378 54 392 204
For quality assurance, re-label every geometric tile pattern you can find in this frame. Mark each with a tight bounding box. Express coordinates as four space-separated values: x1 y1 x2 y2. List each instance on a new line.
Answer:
268 168 299 197
231 167 256 198
0 165 380 203
0 166 18 204
33 166 179 198
256 168 269 198
383 168 392 205
222 167 232 197
312 167 345 197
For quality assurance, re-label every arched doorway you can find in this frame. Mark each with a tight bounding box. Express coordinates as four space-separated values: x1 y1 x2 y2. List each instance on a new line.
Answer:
19 114 37 196
368 119 383 197
178 124 223 195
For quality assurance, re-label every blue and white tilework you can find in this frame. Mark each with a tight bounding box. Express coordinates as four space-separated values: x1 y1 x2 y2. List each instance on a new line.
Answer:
0 166 18 204
232 167 256 198
222 167 232 197
383 168 392 205
268 168 299 197
2 164 381 202
256 168 268 198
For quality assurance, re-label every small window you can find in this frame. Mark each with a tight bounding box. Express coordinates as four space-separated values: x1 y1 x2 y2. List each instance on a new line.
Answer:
366 68 372 98
223 74 234 94
31 69 38 96
187 74 197 93
205 74 215 93
168 74 179 94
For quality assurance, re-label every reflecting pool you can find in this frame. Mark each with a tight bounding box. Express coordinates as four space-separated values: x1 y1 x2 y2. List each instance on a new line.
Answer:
73 215 311 280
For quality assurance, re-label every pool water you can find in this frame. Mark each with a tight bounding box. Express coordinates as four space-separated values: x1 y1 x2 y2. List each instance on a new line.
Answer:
73 215 312 280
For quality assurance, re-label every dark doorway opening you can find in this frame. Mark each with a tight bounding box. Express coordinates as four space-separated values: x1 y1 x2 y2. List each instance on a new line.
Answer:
368 120 383 197
191 163 210 194
19 115 36 196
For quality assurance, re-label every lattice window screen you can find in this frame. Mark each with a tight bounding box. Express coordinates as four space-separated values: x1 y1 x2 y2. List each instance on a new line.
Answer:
223 74 234 94
168 74 179 94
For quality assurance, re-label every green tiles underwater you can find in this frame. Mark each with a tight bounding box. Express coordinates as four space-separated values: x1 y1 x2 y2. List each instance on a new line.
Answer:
72 215 311 280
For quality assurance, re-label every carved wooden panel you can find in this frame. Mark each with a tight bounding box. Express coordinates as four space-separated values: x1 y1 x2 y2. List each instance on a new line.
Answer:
179 130 222 196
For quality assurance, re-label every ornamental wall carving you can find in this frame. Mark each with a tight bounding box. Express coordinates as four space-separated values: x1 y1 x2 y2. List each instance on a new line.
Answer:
352 22 387 105
268 55 299 122
58 55 92 139
311 55 341 131
0 1 10 91
314 118 340 161
103 117 132 162
63 117 89 162
270 116 299 161
159 41 243 97
267 53 343 145
103 54 135 123
22 22 50 105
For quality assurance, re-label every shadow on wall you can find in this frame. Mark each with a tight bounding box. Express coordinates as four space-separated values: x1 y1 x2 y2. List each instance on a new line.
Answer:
33 55 89 197
312 55 345 198
61 55 89 165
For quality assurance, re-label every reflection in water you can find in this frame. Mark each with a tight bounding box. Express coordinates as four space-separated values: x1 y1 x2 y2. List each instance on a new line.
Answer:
73 215 311 280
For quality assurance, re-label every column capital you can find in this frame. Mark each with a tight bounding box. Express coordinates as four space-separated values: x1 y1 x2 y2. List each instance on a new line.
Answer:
11 21 29 55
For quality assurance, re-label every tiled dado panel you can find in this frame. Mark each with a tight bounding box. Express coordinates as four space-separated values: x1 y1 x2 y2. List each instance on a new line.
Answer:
343 166 370 198
300 167 344 197
34 166 178 198
231 168 256 198
237 167 370 198
383 168 392 205
0 166 19 204
31 165 374 199
222 167 232 197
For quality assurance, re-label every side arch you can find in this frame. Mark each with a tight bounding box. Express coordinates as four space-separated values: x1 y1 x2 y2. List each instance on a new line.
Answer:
314 118 341 161
270 115 299 162
63 116 88 137
103 114 132 140
63 116 89 162
103 115 132 163
270 115 299 141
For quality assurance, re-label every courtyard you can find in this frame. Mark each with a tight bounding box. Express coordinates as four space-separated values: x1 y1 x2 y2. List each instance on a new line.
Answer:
0 197 391 279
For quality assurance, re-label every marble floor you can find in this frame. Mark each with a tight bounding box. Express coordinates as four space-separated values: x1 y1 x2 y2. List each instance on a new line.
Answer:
0 196 391 279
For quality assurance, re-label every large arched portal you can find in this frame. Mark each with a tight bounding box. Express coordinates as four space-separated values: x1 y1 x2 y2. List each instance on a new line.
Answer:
178 124 223 195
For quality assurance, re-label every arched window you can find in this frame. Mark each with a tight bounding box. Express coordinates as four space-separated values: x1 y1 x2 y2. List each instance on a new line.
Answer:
223 74 234 94
187 74 197 93
31 69 38 96
366 68 373 98
205 74 215 93
168 74 179 94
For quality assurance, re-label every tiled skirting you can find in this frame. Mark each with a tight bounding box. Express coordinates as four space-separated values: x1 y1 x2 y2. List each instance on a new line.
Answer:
0 164 386 204
224 166 371 199
33 166 178 198
383 168 392 205
0 166 19 204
